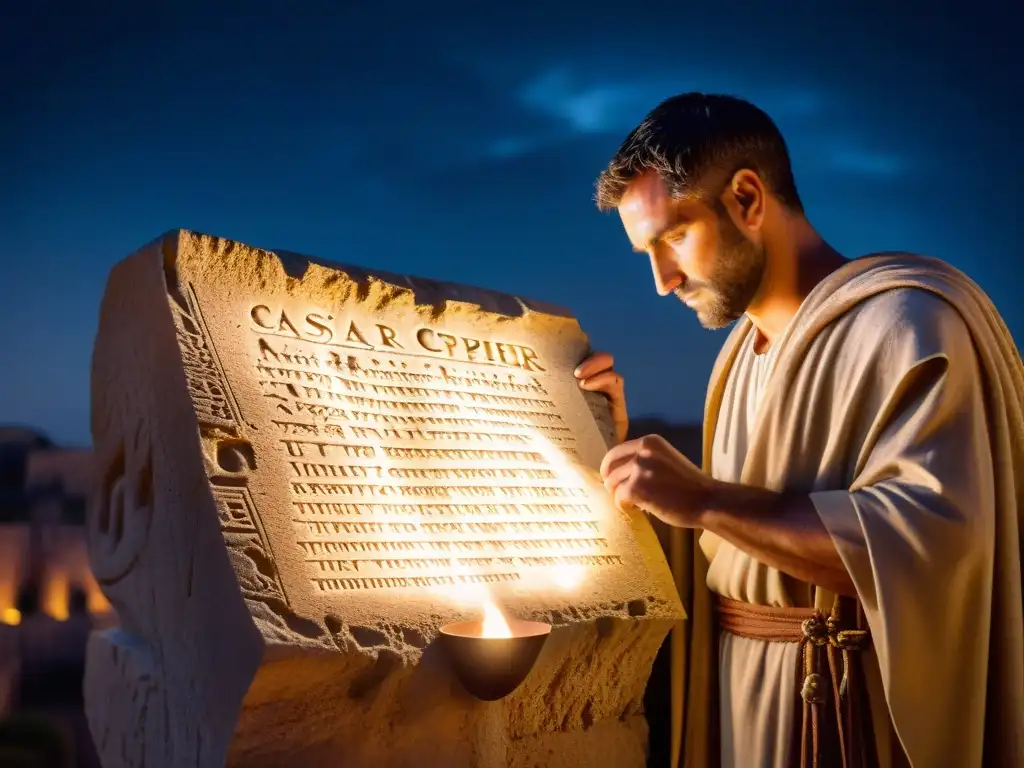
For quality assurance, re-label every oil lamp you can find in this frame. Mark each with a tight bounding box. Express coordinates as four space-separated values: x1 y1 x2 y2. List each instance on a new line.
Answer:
439 599 551 701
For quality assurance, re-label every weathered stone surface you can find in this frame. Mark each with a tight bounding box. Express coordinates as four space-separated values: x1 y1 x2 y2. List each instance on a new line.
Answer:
84 230 683 767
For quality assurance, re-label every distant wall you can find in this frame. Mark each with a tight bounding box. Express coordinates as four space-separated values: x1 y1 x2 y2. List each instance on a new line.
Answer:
0 427 54 515
0 432 104 623
0 432 90 526
25 449 93 499
0 525 110 622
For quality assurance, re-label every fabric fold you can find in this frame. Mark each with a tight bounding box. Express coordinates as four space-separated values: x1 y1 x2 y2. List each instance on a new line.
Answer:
671 253 1023 767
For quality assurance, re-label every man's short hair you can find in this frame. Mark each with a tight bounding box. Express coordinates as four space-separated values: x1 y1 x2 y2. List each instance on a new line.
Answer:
595 93 804 214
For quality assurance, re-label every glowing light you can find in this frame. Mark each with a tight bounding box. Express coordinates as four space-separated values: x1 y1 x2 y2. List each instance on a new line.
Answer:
481 597 512 638
2 608 21 626
551 564 585 591
86 580 112 615
278 342 609 605
43 571 69 621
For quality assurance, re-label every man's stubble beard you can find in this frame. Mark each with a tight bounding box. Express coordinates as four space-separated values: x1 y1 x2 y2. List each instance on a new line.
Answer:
691 215 767 330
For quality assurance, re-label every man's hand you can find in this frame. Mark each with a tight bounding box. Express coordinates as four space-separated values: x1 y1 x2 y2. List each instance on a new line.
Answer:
599 434 717 527
602 435 856 594
574 351 629 443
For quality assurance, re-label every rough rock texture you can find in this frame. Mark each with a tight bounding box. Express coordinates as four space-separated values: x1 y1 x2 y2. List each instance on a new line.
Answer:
83 230 684 767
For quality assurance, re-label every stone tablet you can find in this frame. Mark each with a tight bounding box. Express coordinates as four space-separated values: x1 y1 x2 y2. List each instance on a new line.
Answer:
83 230 684 768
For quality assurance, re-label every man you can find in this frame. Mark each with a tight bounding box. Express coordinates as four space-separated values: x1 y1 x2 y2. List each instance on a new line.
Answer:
575 93 1024 767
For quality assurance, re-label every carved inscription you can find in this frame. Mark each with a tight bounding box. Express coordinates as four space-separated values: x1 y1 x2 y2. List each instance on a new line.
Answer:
249 304 623 592
250 305 546 371
214 486 287 600
169 284 290 607
171 285 242 429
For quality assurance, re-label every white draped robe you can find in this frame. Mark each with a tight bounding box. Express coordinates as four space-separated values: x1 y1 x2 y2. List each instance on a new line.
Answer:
668 254 1024 767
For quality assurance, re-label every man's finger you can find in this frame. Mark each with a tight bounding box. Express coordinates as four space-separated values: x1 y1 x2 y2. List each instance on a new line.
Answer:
574 351 615 380
602 459 634 496
613 478 639 513
578 369 624 395
599 439 639 478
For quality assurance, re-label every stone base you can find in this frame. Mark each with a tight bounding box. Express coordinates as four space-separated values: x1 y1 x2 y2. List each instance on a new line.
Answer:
232 711 648 768
84 617 670 767
228 616 669 767
84 629 166 767
511 716 649 768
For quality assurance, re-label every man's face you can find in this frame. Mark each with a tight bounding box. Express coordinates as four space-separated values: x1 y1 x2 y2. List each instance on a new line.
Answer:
617 171 766 329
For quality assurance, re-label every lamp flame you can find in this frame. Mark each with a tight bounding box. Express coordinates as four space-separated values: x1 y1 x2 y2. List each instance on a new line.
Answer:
481 598 512 638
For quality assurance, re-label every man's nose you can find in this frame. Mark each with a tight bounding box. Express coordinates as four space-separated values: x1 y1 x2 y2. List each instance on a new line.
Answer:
649 251 683 296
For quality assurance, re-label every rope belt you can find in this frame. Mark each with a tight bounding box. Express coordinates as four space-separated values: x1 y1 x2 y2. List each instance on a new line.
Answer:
716 595 877 768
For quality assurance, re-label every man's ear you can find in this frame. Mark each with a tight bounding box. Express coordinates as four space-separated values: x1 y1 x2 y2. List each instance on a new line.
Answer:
721 169 767 232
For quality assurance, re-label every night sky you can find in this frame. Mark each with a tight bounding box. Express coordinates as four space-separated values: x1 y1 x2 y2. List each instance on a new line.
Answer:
3 1 1020 447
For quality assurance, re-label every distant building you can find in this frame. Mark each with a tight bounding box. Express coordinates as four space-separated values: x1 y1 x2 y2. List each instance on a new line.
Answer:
0 426 112 766
0 429 110 633
0 427 53 525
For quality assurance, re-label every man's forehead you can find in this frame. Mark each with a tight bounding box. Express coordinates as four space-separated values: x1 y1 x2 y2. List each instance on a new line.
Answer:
620 171 671 210
619 172 702 248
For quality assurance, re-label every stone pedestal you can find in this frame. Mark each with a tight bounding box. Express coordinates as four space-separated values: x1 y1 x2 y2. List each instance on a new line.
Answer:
83 230 684 767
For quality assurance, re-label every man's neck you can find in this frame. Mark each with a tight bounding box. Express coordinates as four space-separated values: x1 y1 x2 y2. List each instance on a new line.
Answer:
746 219 846 351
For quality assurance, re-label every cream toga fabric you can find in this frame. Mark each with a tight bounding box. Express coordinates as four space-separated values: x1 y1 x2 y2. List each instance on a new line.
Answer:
668 254 1024 767
707 325 801 768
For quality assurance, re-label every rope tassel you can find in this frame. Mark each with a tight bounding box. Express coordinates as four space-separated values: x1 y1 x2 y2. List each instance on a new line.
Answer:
714 594 875 768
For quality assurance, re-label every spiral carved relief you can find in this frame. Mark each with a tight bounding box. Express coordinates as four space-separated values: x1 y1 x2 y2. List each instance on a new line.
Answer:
87 416 155 587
